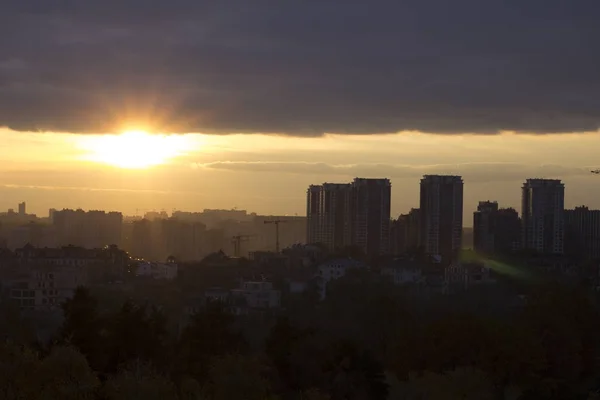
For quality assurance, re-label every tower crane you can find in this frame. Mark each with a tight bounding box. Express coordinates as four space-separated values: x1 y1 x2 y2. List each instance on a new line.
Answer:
231 234 254 257
264 219 287 253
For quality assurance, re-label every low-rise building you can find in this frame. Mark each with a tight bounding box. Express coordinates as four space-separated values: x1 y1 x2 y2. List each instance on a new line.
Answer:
134 259 178 280
231 280 281 311
443 261 494 294
381 258 423 285
5 266 88 311
204 287 230 303
316 258 366 299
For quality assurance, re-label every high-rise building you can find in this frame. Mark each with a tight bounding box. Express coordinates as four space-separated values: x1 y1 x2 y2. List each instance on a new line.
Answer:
494 208 521 254
391 208 420 255
565 206 600 260
305 178 391 256
306 183 351 250
53 209 123 248
473 201 520 255
420 175 463 263
521 179 564 254
306 185 322 245
350 178 391 257
473 201 499 254
18 202 26 215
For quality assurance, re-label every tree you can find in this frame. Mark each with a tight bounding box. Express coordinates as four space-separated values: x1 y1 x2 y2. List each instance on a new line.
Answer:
0 342 41 400
36 346 100 400
0 299 36 345
320 269 410 360
59 287 105 371
0 343 99 400
266 317 304 391
517 284 600 396
176 301 246 382
404 368 497 400
178 377 206 400
103 360 179 400
105 301 169 373
328 341 389 400
204 354 273 400
300 388 331 400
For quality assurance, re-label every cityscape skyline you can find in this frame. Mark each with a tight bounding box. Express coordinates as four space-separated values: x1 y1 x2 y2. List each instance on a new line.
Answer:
3 2 600 396
5 172 600 227
3 174 598 263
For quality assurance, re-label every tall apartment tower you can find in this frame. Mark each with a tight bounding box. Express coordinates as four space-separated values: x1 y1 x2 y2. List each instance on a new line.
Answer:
305 178 391 257
306 185 322 245
521 179 564 254
419 175 464 263
390 208 421 255
494 208 521 254
564 206 600 260
306 183 352 250
473 201 499 254
473 202 521 255
350 178 391 257
18 202 26 215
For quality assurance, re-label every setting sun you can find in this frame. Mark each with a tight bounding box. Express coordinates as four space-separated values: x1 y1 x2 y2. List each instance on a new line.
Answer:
78 130 191 168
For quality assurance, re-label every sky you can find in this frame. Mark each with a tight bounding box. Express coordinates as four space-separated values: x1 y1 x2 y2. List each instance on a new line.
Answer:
1 1 600 221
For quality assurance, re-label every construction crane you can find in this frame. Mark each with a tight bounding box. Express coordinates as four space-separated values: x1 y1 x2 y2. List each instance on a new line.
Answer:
231 234 253 257
264 219 287 253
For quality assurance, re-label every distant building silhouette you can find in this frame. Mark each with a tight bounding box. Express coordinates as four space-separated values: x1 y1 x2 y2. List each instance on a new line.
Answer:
419 175 463 263
565 206 600 260
521 179 564 254
52 209 123 248
18 202 26 215
306 178 391 256
306 183 352 250
494 208 521 254
473 201 499 253
390 208 420 255
473 202 520 255
350 178 392 257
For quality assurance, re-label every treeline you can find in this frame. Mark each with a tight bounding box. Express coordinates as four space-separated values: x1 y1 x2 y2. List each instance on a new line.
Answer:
3 270 600 399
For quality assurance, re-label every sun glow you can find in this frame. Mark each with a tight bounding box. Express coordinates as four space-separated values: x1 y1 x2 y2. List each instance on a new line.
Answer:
78 130 191 168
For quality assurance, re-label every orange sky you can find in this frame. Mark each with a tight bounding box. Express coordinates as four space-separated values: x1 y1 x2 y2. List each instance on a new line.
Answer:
1 127 599 222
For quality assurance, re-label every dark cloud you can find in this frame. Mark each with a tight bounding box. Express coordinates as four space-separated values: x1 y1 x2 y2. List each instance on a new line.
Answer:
1 0 600 134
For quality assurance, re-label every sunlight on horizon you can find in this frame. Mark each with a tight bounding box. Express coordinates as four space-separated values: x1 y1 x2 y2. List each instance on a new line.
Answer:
77 130 193 169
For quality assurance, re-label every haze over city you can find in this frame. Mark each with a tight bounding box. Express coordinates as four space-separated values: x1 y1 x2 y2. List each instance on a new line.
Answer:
4 2 600 399
1 1 600 217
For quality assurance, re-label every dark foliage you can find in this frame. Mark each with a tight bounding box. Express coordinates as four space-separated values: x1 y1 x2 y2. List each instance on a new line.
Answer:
44 268 600 399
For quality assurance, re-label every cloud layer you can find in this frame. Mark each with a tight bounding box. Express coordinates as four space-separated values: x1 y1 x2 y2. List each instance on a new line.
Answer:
2 1 600 134
195 161 593 183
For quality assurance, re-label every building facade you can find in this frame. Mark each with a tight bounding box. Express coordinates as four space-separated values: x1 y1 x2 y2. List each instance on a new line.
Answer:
52 209 123 248
564 206 600 260
316 258 366 299
390 208 421 255
306 178 391 257
473 201 499 254
494 208 521 254
521 179 565 254
419 175 464 263
350 178 392 257
306 184 352 250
